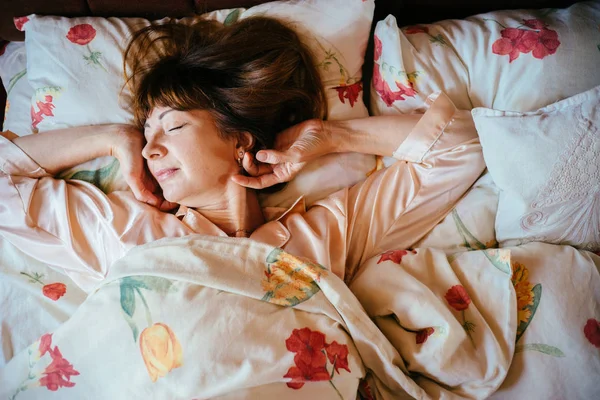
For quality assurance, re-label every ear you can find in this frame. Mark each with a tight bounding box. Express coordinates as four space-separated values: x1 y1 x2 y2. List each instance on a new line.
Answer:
236 132 256 153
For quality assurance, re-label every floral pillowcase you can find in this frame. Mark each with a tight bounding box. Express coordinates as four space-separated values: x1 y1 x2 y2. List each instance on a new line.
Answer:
13 0 377 207
369 1 600 115
0 42 33 136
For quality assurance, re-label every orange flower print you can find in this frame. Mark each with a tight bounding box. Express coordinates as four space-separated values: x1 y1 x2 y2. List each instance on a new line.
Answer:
21 271 67 301
511 262 535 324
261 249 327 306
139 323 183 382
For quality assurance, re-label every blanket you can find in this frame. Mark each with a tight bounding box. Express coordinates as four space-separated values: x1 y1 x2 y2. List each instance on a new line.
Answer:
0 235 517 399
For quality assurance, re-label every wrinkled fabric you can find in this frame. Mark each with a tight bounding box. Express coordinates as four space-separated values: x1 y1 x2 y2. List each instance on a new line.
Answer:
0 235 518 400
0 92 485 292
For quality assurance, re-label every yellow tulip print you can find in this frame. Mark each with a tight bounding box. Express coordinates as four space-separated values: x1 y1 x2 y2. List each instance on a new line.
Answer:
139 323 183 382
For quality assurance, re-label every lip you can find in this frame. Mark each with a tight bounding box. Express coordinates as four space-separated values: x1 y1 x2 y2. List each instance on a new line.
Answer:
154 168 179 182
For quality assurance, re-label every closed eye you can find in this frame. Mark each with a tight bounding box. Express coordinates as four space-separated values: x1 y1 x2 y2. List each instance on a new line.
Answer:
168 123 187 132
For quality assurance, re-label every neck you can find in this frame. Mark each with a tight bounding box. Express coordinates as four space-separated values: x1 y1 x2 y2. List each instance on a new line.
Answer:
191 181 265 237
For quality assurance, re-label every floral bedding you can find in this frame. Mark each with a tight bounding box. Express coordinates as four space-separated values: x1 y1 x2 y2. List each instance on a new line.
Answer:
1 228 599 399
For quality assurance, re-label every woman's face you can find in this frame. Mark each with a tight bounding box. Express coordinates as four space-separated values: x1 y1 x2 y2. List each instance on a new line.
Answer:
142 107 240 207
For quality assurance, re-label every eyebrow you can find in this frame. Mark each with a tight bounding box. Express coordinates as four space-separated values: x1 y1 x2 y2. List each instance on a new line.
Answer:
144 109 174 129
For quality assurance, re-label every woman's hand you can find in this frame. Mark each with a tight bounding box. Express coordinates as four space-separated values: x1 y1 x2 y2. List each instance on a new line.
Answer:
231 119 335 189
111 125 177 211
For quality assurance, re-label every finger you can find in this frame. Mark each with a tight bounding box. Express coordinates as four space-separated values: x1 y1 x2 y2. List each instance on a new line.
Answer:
255 149 294 165
230 172 282 189
158 199 178 212
242 152 259 176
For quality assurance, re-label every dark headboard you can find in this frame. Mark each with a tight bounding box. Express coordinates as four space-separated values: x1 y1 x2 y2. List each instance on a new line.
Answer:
0 0 581 123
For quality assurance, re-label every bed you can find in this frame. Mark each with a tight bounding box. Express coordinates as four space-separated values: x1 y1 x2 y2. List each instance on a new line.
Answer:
1 0 599 399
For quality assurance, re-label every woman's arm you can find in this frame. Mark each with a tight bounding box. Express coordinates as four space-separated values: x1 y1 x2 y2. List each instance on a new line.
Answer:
328 114 423 157
231 114 422 189
10 124 117 175
5 125 171 208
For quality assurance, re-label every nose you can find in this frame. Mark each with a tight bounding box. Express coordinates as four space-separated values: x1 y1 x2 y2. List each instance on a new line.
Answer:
142 137 167 160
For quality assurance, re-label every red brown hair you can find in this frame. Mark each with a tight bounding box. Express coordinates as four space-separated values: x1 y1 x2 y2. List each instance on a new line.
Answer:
123 16 327 152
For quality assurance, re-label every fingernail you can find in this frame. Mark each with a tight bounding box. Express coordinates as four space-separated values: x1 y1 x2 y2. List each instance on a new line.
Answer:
256 151 266 162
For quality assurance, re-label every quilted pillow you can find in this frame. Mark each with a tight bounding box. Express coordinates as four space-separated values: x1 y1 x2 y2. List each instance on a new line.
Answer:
0 42 33 136
17 0 376 206
472 85 600 251
370 1 600 115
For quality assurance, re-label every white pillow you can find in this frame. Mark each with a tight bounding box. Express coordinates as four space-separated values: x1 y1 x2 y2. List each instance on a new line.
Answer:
19 0 377 206
370 1 600 115
0 42 34 136
472 85 600 251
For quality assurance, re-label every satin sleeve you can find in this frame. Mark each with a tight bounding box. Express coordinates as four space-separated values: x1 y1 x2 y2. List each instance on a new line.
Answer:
0 135 141 291
311 91 486 283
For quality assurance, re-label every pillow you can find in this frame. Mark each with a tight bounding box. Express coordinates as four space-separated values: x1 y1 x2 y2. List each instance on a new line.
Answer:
472 84 600 251
18 0 376 206
370 1 600 115
0 42 34 136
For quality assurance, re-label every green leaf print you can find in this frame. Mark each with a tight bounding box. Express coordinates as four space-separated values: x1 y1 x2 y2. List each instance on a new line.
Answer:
63 158 120 194
120 283 136 318
128 276 176 293
7 69 26 96
224 9 241 26
516 284 542 342
515 343 565 357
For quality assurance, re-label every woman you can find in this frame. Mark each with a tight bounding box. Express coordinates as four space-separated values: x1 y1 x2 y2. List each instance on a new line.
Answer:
0 17 485 292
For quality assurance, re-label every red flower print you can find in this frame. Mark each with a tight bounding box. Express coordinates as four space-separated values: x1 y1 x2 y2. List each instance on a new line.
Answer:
286 328 327 369
66 24 97 45
325 341 350 373
445 285 471 311
39 347 80 391
491 19 560 63
14 16 29 31
283 359 330 389
43 283 67 301
584 318 600 348
31 95 55 130
531 29 560 59
283 328 351 393
333 82 362 107
21 271 67 301
405 25 429 34
39 333 53 357
377 249 417 264
374 35 382 62
373 66 418 107
395 82 417 98
492 28 538 62
416 327 434 344
522 19 547 30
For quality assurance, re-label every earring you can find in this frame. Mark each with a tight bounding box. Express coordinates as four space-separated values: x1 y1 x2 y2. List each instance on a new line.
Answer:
237 151 244 167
